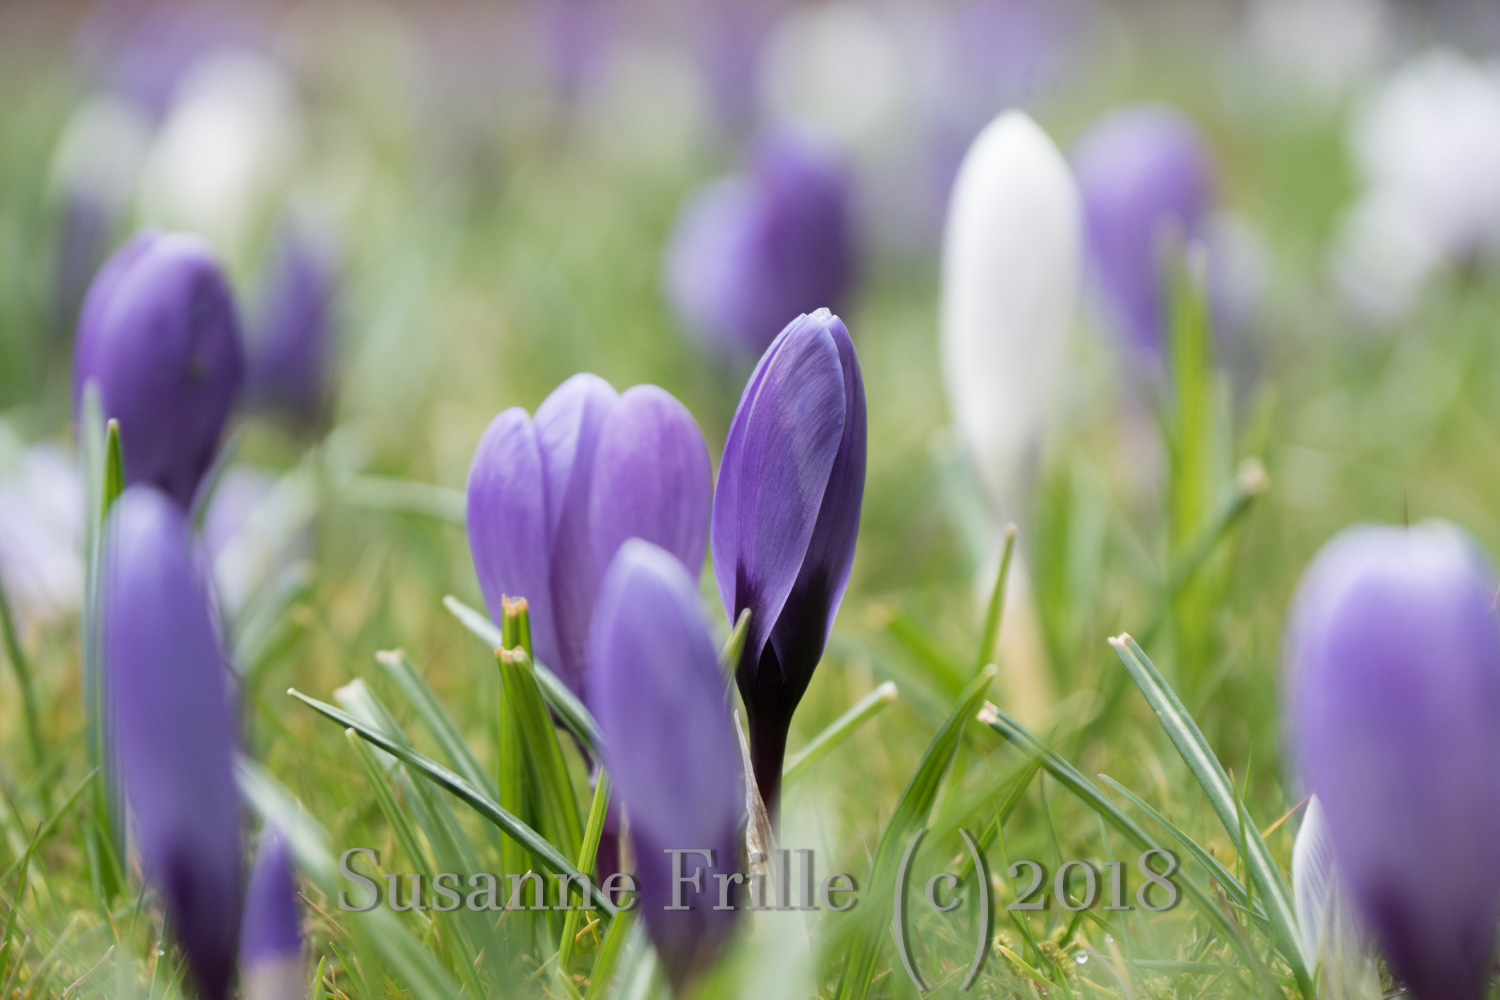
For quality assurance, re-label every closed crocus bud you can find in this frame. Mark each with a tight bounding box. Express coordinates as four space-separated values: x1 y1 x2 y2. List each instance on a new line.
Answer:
466 375 710 696
940 110 1080 510
665 128 856 358
74 229 246 508
1072 104 1214 362
106 485 241 1000
587 540 741 992
1286 521 1500 1000
240 831 303 1000
248 219 338 427
712 309 865 813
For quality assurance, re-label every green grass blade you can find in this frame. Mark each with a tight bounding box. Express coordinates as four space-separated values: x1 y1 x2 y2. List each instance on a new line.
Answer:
559 769 612 974
834 664 996 1000
0 573 41 764
341 474 466 523
500 646 583 865
978 702 1283 993
719 608 750 677
586 908 635 998
783 681 897 785
376 649 498 799
1096 773 1258 917
102 420 124 512
444 595 604 757
288 687 617 915
1109 634 1310 994
976 523 1018 672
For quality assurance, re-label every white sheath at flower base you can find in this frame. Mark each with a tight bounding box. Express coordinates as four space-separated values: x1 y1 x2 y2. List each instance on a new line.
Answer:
1291 795 1381 1000
939 110 1080 727
940 109 1081 514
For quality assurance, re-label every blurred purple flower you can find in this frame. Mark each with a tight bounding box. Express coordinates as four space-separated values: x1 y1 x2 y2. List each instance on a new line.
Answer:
712 309 865 813
73 229 245 508
466 375 710 697
587 539 740 991
665 129 857 359
1072 104 1215 359
105 485 241 1000
531 0 616 104
240 831 303 999
247 220 338 427
1286 521 1500 1000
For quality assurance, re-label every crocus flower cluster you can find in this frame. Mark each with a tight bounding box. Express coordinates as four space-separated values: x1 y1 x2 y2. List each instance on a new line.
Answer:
664 129 856 358
713 309 866 813
105 485 244 999
1071 104 1215 362
466 374 711 697
1285 521 1500 1000
74 229 245 508
588 540 742 990
940 109 1081 510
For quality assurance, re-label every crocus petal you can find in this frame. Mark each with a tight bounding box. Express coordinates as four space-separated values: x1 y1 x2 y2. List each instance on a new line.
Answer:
1291 795 1380 999
1072 104 1215 359
248 218 338 426
589 384 712 580
664 128 856 357
74 229 246 508
466 407 560 673
240 831 302 968
1287 521 1500 1000
534 373 620 690
105 485 241 1000
587 540 741 991
939 110 1080 511
712 312 846 668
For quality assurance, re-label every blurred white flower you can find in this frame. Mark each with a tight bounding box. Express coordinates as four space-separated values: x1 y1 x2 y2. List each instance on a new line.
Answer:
0 444 84 630
52 93 153 212
1291 795 1382 1000
204 465 316 620
1246 0 1391 102
139 48 303 259
1333 49 1500 318
939 109 1081 512
759 2 904 152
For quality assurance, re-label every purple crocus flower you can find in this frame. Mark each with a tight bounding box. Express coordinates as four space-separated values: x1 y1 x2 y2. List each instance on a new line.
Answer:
466 375 711 697
587 539 741 992
247 220 338 427
74 229 245 508
105 485 241 1000
712 309 866 813
240 831 303 999
1285 521 1500 1000
1071 104 1215 359
664 129 857 359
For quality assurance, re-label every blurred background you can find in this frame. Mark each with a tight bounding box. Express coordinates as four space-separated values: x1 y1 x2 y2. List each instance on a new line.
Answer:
3 0 1500 994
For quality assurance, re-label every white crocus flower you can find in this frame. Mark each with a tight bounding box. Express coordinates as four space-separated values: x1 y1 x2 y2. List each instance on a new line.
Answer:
1291 795 1382 1000
939 110 1081 726
0 443 85 630
940 108 1081 513
139 48 303 260
1333 49 1500 319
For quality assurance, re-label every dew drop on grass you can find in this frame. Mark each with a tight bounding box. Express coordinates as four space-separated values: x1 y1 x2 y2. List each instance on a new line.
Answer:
1074 950 1087 965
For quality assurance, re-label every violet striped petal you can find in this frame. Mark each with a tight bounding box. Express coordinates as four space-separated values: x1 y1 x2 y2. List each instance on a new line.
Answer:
74 230 245 508
1286 521 1500 1000
466 407 560 674
534 373 619 690
589 384 712 582
105 485 241 1000
587 540 741 991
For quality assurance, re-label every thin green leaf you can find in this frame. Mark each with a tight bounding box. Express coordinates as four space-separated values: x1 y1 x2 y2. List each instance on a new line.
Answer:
0 573 40 764
376 649 498 799
342 474 466 524
586 908 635 998
288 688 618 915
783 681 897 785
719 608 751 678
499 646 584 866
835 664 997 1000
1109 633 1310 994
559 770 612 974
976 523 1018 672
